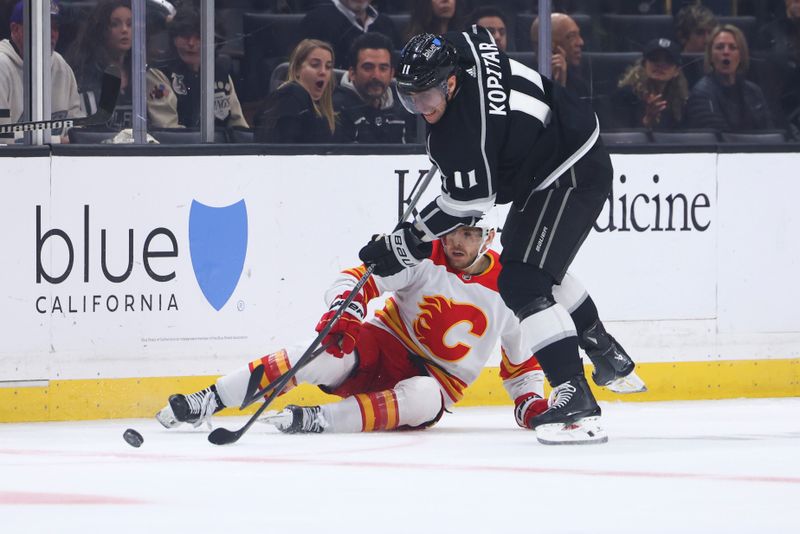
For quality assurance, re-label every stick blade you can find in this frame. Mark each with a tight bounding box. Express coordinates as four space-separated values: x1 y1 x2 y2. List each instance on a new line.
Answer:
208 427 240 446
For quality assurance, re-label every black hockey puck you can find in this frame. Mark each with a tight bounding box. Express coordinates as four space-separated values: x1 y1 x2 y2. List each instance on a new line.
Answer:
123 428 144 448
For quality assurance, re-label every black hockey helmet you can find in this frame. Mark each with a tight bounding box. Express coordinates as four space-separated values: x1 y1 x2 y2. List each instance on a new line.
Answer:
396 33 459 94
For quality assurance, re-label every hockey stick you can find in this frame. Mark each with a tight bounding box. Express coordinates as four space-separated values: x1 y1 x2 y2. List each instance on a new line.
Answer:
208 265 375 445
0 66 120 135
237 163 440 412
207 164 439 446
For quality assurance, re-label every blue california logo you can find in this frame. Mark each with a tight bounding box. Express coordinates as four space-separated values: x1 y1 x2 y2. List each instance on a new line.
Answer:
188 199 248 311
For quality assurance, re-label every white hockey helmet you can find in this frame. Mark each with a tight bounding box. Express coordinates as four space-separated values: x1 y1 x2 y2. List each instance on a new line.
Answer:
468 207 500 263
473 207 500 236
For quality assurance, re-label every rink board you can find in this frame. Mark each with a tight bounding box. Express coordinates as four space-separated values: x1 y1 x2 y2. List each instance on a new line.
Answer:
1 151 799 422
2 359 800 422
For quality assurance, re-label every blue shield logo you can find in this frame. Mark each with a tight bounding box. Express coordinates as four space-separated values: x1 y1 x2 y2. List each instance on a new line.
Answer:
189 200 248 311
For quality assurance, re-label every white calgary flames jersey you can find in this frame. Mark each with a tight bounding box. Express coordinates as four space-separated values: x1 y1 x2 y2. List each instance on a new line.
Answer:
325 242 543 406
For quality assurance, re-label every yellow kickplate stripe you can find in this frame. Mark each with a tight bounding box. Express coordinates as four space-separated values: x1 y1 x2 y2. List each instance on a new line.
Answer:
459 359 800 406
0 377 339 423
1 359 798 422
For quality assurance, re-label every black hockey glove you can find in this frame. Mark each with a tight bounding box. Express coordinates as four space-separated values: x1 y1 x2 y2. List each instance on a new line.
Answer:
359 222 432 277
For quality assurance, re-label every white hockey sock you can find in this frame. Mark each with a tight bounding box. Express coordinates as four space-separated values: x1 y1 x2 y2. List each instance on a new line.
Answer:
321 376 443 433
215 345 357 409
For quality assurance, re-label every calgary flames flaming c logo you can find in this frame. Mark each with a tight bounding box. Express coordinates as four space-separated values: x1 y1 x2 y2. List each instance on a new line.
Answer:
413 295 488 362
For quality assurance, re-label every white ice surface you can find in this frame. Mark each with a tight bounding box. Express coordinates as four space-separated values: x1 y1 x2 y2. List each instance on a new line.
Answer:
2 399 799 534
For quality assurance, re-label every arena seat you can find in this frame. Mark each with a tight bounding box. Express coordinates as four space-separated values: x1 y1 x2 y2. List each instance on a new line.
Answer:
651 130 719 144
227 126 256 143
720 130 787 144
717 16 758 49
601 14 675 52
67 127 119 144
149 128 228 144
600 129 651 145
582 52 640 99
387 13 410 38
242 13 304 100
506 51 537 69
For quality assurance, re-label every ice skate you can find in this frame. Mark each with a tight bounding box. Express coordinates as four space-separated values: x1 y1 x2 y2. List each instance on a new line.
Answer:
259 404 326 434
155 386 223 429
579 320 646 393
530 375 608 445
155 402 180 429
606 370 647 394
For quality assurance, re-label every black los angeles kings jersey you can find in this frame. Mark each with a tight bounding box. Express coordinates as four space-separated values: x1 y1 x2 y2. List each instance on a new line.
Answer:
415 27 602 239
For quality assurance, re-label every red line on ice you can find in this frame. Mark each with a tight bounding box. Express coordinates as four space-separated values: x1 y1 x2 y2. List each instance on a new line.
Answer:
0 490 146 505
2 447 798 486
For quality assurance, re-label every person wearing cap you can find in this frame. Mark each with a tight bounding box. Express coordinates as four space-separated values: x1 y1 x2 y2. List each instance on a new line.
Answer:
146 6 247 130
0 0 83 141
609 37 688 130
687 24 773 132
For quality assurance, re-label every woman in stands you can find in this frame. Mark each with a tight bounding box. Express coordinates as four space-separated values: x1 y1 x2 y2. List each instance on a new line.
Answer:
609 37 689 130
68 0 133 130
405 0 465 41
254 39 340 143
687 24 773 131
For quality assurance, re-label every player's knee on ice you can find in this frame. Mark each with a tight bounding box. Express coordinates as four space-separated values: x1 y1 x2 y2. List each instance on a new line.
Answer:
395 376 444 429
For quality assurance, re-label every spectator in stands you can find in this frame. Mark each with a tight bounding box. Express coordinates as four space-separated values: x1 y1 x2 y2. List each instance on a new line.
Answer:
146 7 247 129
68 0 132 131
334 32 415 143
301 1 401 70
405 0 466 41
255 39 339 143
0 0 82 142
609 38 688 130
758 0 800 138
687 24 773 131
530 12 589 99
674 4 717 53
465 5 507 52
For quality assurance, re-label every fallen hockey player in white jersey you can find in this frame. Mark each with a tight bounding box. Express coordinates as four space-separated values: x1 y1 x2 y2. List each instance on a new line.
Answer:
156 212 643 444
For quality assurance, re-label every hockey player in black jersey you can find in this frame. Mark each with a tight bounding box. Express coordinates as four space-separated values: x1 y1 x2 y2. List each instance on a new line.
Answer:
360 28 636 444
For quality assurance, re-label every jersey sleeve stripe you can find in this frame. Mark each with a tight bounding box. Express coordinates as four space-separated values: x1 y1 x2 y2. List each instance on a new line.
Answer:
418 203 477 238
341 265 381 302
509 89 551 125
509 58 544 92
461 32 493 199
437 191 495 216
